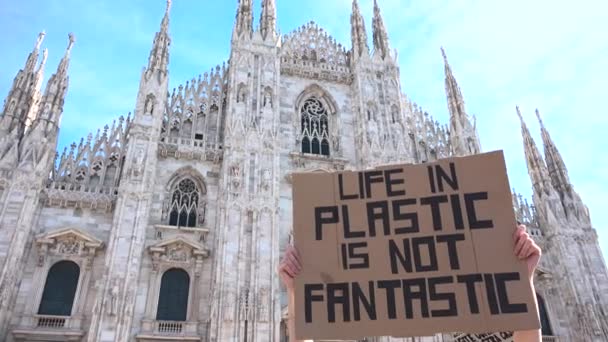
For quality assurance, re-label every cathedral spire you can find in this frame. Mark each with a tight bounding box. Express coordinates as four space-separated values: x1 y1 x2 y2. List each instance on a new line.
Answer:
0 31 47 136
146 0 171 78
234 0 254 40
372 0 390 59
259 0 277 40
25 31 46 73
536 109 572 196
443 47 480 156
350 0 369 60
517 106 552 196
29 33 74 136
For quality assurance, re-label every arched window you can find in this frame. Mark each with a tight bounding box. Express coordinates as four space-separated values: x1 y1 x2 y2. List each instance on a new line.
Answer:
168 179 200 228
537 293 553 336
156 268 190 321
38 261 80 316
300 97 330 156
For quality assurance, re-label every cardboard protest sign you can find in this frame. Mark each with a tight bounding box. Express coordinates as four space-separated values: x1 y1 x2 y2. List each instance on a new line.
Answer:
292 151 540 340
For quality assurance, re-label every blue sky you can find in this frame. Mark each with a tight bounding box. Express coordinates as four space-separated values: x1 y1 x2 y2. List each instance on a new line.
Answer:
1 0 606 260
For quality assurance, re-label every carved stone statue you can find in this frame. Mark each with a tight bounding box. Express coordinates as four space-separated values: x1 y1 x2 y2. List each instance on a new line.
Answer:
109 279 120 316
57 236 81 255
263 90 272 108
144 95 155 115
167 242 189 262
230 164 241 192
7 100 15 114
261 169 271 192
237 86 247 103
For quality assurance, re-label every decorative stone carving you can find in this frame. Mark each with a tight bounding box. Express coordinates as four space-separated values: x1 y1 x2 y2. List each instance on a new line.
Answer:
256 287 269 322
148 237 209 266
144 94 155 115
56 236 82 255
281 22 351 83
166 242 189 262
35 228 104 265
108 278 120 316
263 88 273 109
229 163 242 193
260 169 271 192
238 289 250 321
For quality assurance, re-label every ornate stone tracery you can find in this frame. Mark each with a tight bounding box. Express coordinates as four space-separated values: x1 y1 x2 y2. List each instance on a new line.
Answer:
300 97 330 156
281 22 351 83
44 115 131 211
162 167 208 228
161 63 228 150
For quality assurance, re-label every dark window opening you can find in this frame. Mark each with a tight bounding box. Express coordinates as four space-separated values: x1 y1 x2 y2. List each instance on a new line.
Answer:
38 261 80 316
156 268 190 321
537 293 554 336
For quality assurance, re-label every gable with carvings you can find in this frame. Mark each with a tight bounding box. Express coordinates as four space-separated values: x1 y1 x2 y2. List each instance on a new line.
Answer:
35 228 104 266
281 22 351 83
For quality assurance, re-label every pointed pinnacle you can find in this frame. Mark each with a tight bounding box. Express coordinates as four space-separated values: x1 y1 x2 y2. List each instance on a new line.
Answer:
38 49 49 72
441 47 448 63
36 31 46 50
516 106 524 122
535 108 544 127
67 33 75 53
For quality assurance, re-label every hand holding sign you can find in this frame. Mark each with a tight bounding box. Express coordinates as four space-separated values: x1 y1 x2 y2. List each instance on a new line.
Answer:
513 225 541 279
291 151 541 340
279 223 542 342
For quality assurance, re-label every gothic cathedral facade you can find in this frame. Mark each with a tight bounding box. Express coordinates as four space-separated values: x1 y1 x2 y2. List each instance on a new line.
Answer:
0 1 606 342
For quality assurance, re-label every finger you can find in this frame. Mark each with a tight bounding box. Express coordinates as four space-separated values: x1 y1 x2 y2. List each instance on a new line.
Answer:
284 262 298 278
514 233 529 256
519 224 527 232
529 242 541 258
279 263 296 278
519 243 533 260
287 246 302 266
287 245 302 266
287 252 302 272
285 260 300 275
513 225 524 241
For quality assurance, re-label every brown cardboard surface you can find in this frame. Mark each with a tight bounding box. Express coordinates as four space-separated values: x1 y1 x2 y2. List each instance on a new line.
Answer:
292 151 540 340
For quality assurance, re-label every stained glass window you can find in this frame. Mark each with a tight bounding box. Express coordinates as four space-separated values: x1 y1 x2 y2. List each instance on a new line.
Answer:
169 179 200 228
300 97 330 156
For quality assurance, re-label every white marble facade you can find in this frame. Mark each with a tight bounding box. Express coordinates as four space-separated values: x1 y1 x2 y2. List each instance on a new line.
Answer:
0 1 606 342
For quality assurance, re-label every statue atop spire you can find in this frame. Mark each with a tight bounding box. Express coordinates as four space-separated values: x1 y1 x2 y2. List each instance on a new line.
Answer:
259 0 277 40
146 0 171 78
536 109 572 196
350 0 369 59
442 47 480 156
234 0 254 39
372 0 390 59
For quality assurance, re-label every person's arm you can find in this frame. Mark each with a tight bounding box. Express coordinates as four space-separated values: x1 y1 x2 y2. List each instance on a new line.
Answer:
512 225 542 342
278 245 312 342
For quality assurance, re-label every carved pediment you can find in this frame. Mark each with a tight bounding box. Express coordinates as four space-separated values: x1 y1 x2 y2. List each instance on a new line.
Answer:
35 228 104 267
148 237 210 266
36 228 104 256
